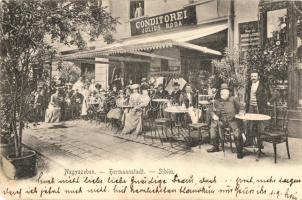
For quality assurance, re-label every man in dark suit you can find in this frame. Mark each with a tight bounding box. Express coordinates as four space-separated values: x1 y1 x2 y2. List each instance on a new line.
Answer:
245 70 269 114
245 70 270 137
207 83 245 158
71 89 84 118
179 84 197 108
154 84 169 99
170 82 181 105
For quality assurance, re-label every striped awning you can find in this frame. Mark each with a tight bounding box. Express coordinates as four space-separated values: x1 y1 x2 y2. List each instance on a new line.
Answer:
59 23 227 60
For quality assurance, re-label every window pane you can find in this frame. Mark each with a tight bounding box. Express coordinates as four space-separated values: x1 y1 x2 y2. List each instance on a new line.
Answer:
130 0 144 19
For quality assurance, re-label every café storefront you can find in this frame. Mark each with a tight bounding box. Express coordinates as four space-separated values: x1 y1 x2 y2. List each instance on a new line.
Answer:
60 3 228 90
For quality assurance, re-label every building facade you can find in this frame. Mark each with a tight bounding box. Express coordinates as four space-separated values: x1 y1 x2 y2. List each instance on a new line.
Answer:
58 0 302 137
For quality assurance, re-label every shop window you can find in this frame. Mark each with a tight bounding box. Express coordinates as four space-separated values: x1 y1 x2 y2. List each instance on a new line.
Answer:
130 0 144 19
267 8 287 39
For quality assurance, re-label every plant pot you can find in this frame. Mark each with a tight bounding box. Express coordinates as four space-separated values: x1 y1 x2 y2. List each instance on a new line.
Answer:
0 142 13 166
2 150 37 179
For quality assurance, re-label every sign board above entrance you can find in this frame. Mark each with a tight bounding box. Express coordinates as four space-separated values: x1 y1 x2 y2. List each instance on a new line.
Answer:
239 21 260 62
130 6 196 36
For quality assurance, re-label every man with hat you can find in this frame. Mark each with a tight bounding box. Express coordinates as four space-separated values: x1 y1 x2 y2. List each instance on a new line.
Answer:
171 82 181 105
154 83 169 99
207 83 245 159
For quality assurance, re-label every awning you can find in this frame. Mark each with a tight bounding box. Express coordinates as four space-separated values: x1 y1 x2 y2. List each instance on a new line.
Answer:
59 23 227 60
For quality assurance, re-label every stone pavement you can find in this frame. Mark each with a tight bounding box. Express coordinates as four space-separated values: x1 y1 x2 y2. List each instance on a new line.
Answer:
23 119 302 167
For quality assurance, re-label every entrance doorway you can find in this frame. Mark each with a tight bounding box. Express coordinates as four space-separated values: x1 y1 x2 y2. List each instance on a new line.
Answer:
124 62 149 84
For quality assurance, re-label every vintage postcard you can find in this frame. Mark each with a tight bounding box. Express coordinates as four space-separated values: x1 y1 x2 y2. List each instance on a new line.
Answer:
0 0 302 199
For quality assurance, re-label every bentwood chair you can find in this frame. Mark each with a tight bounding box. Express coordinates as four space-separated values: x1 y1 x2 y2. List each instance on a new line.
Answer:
220 127 236 153
259 107 290 163
154 118 171 147
141 104 152 139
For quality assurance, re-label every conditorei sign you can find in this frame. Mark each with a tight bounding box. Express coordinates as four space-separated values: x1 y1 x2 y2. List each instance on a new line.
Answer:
130 6 196 36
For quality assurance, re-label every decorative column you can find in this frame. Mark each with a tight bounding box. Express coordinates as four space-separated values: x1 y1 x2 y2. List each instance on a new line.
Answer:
288 1 299 109
95 57 109 90
228 0 235 51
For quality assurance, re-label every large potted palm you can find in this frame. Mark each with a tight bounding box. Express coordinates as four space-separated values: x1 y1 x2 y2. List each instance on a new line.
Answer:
0 0 117 179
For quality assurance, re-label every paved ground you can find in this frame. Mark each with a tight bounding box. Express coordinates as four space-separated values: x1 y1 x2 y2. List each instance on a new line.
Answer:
20 119 302 168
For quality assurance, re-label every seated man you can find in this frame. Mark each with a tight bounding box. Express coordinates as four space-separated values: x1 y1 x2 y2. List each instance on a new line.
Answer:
179 84 197 108
154 84 169 99
170 82 181 105
207 83 245 159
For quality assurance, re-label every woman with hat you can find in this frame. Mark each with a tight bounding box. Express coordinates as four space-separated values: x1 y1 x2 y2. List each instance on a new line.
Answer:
121 84 150 135
107 90 127 128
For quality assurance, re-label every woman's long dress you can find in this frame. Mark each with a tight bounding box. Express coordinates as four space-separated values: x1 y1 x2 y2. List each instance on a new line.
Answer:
81 89 90 116
121 93 150 135
45 93 61 123
107 97 127 120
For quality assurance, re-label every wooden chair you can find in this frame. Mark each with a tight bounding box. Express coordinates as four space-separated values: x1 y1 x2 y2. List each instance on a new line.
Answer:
141 105 153 140
97 110 108 127
266 103 277 129
259 108 290 163
154 118 171 146
221 127 236 153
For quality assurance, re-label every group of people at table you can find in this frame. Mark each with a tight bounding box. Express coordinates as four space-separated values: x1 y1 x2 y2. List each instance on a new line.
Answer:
36 70 275 159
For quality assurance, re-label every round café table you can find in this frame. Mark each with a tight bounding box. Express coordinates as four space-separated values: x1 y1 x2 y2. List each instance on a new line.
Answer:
235 113 271 157
118 105 133 114
152 98 169 118
199 100 210 105
165 106 189 114
164 106 189 138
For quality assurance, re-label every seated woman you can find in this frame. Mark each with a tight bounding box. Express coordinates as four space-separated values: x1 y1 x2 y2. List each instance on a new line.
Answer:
121 84 150 135
45 88 62 123
107 90 128 127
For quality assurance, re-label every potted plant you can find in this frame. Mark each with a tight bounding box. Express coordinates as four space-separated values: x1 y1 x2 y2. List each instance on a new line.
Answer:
212 48 248 104
0 127 14 166
0 0 117 179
